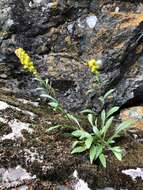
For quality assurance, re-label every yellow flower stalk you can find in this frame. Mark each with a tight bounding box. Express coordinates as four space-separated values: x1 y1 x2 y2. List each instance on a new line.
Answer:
86 59 100 74
15 48 38 77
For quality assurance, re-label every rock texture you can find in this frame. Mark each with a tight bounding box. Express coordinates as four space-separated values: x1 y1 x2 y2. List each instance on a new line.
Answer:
0 0 143 110
0 1 143 189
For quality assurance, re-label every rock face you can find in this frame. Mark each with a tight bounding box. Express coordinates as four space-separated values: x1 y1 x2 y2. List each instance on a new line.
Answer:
0 0 143 110
0 1 143 189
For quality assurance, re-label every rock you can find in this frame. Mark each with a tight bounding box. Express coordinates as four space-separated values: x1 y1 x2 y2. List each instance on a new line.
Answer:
120 106 143 131
0 1 143 189
0 0 142 111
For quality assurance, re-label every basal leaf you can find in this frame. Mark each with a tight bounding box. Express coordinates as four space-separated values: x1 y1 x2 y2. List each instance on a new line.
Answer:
101 117 113 136
103 89 115 100
67 114 80 127
47 125 61 132
95 145 103 159
85 136 93 149
106 107 119 118
88 114 94 127
99 153 106 168
101 110 106 127
115 120 133 134
72 130 90 139
48 101 59 108
89 145 97 164
71 146 87 154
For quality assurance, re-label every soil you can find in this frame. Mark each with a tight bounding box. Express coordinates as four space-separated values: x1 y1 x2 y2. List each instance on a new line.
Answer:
0 90 143 190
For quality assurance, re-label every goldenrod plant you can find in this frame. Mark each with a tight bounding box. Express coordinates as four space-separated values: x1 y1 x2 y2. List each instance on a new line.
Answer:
86 59 100 74
15 49 133 168
15 48 81 130
85 59 102 95
15 48 55 96
15 48 38 77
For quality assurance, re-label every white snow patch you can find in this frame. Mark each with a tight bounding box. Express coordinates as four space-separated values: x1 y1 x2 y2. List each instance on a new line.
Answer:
122 168 143 181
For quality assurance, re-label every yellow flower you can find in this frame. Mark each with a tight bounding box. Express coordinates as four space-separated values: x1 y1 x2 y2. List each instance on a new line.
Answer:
15 48 38 77
86 59 100 74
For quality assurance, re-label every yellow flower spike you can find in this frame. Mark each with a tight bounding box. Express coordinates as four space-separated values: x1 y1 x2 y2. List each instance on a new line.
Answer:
15 48 38 77
86 59 100 74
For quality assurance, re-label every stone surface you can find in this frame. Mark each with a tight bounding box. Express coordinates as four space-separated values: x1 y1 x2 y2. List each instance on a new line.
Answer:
0 1 143 190
0 0 143 111
120 106 143 131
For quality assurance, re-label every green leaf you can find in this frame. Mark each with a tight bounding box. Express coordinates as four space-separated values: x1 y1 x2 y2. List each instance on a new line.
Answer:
101 117 113 136
47 125 61 132
72 130 90 139
106 107 119 118
95 145 103 159
99 96 104 104
107 139 115 144
99 153 106 168
71 146 87 154
115 120 133 134
72 141 80 149
81 109 95 114
40 94 56 101
103 89 115 100
111 146 123 153
35 87 44 91
67 114 80 127
101 110 106 127
48 101 59 108
89 145 97 164
85 136 93 149
111 147 123 161
88 114 94 127
45 78 49 85
92 126 99 135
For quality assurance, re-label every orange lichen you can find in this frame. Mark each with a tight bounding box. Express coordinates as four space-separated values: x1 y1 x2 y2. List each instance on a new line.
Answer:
110 12 143 29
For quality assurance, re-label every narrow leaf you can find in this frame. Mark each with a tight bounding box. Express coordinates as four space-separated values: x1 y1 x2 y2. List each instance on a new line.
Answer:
101 117 113 136
47 125 61 132
88 114 94 127
106 107 119 118
72 130 90 139
95 145 103 159
101 110 106 127
111 149 123 161
85 136 93 149
99 96 104 104
81 109 95 114
115 120 133 134
99 153 106 168
40 94 56 101
71 146 87 154
48 101 59 108
89 145 97 164
104 89 115 100
72 141 80 149
67 114 80 127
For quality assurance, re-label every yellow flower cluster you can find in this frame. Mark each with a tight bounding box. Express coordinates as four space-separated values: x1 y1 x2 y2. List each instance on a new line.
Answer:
15 48 38 77
86 59 100 74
